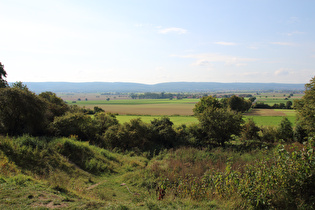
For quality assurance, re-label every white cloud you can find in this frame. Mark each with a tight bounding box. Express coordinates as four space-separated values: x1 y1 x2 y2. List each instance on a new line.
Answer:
274 68 290 76
284 31 305 36
158 27 187 34
174 53 257 67
214 42 237 46
287 16 300 24
195 59 211 66
242 72 261 76
271 42 296 46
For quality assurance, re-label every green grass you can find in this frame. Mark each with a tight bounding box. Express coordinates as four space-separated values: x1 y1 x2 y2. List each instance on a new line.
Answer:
116 115 198 126
244 116 296 127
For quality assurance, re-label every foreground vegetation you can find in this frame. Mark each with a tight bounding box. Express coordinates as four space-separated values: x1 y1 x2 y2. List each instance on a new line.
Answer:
1 135 314 209
0 64 314 209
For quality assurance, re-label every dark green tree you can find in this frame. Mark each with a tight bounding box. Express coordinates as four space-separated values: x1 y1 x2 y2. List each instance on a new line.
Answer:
277 117 293 142
193 96 222 115
51 112 95 140
11 81 29 90
285 100 293 109
228 95 252 112
150 117 177 148
0 62 8 88
294 122 307 143
103 118 151 150
249 97 256 103
295 76 315 136
197 107 243 147
39 91 69 119
241 118 260 141
0 87 49 135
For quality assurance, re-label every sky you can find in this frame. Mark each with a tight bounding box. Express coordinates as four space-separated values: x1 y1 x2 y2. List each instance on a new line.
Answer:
0 0 314 84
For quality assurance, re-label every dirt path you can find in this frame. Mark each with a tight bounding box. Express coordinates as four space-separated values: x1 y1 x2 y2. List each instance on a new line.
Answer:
87 180 107 190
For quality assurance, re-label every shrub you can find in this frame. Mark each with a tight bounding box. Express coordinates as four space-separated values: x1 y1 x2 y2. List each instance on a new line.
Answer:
51 112 96 141
0 88 49 136
277 117 293 142
259 126 278 143
241 118 260 141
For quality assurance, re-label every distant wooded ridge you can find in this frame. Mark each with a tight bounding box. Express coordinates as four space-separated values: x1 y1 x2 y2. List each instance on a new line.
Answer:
21 82 305 93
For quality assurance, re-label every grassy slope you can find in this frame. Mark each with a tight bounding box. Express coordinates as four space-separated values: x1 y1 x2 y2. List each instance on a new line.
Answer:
0 136 153 209
1 136 313 209
0 136 222 209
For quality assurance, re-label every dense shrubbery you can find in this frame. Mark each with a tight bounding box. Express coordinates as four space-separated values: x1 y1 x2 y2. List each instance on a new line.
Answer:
253 101 293 109
128 140 315 209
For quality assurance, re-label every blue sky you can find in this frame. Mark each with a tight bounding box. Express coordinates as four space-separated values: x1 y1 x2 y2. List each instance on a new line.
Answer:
0 0 314 84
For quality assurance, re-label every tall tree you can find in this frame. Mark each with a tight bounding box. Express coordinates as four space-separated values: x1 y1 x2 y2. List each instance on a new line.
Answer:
197 107 243 147
295 76 315 136
193 96 222 115
228 95 252 113
0 62 8 88
39 91 69 119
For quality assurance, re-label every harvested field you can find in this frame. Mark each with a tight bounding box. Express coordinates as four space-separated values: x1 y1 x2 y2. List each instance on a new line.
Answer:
83 104 195 115
245 109 287 116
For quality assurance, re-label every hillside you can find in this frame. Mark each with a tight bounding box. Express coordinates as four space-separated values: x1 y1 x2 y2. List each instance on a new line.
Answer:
22 82 305 93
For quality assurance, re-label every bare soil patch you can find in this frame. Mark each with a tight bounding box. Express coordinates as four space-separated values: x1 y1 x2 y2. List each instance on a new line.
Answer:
245 109 286 116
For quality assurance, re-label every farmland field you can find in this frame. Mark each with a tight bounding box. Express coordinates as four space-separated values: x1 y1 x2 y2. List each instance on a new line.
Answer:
116 115 199 125
65 97 298 127
68 99 199 115
116 109 297 127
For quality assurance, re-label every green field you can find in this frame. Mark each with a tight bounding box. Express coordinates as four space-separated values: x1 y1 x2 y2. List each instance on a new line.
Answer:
244 116 296 127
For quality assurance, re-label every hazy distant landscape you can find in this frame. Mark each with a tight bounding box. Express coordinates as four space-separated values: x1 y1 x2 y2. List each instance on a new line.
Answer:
24 81 305 93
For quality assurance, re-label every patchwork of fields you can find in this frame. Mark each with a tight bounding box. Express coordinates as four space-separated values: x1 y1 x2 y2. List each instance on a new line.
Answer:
66 97 298 127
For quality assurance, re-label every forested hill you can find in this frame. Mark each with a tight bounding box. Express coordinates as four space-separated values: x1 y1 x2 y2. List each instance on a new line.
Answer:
22 82 305 93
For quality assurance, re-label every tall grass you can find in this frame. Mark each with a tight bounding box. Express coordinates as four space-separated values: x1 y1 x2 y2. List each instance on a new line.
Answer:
123 141 315 209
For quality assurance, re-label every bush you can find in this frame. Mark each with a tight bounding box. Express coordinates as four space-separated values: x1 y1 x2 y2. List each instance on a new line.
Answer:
51 112 96 141
241 118 260 141
259 126 278 143
103 118 153 151
150 117 177 148
277 117 293 142
0 88 49 136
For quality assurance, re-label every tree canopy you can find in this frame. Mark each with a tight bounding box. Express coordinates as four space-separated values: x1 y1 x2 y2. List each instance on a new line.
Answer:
193 96 244 146
295 76 315 136
0 87 49 135
0 62 8 88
